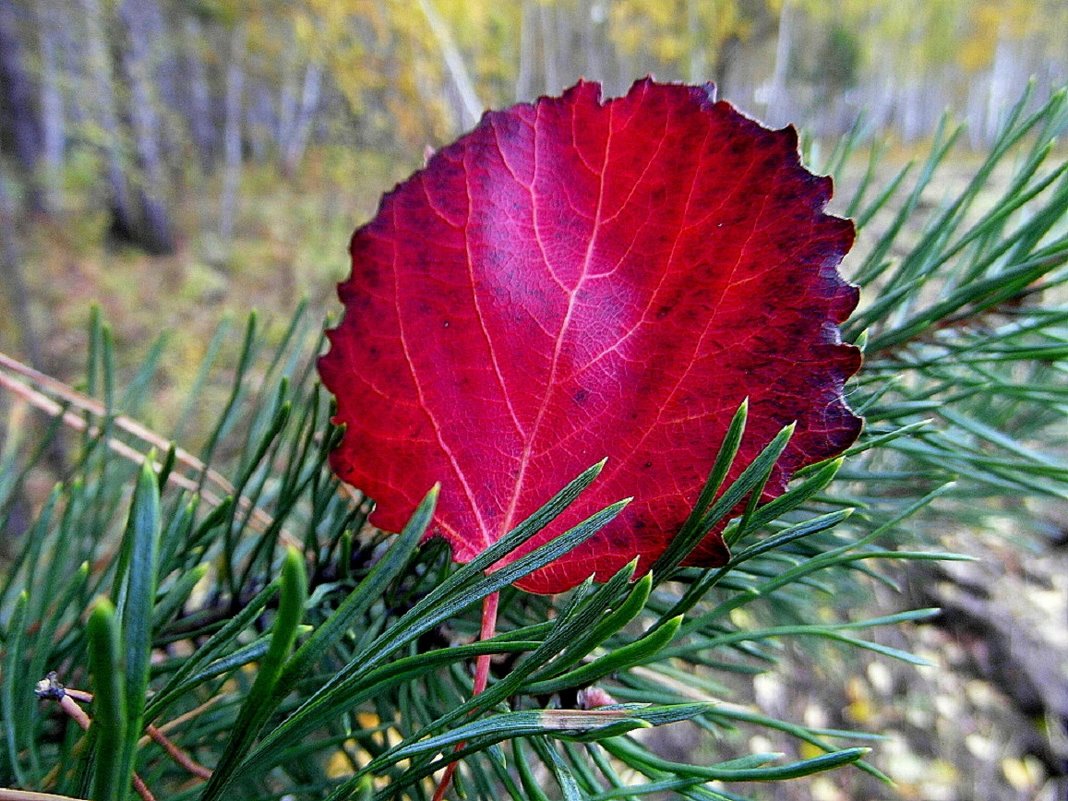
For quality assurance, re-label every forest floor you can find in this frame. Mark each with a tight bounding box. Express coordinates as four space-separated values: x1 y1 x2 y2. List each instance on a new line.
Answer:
2 145 1066 801
0 146 416 436
715 523 1068 801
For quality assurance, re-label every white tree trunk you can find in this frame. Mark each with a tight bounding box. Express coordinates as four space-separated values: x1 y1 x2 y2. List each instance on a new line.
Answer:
539 0 559 94
686 0 707 83
516 0 535 101
0 166 43 369
247 84 275 162
35 0 66 212
117 0 175 253
416 0 482 130
985 28 1015 144
277 51 300 155
81 0 138 239
220 24 247 243
183 16 215 167
282 61 323 175
766 0 795 126
0 2 45 212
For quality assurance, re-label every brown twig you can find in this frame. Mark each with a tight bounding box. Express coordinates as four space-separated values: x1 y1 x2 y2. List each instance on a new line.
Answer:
0 789 88 801
0 351 234 497
0 351 299 548
42 691 155 801
147 695 223 739
142 726 212 780
0 370 221 500
54 695 91 732
129 776 155 801
35 677 155 801
40 678 213 782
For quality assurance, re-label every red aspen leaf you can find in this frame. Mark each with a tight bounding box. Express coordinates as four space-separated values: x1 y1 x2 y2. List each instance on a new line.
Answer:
319 78 862 595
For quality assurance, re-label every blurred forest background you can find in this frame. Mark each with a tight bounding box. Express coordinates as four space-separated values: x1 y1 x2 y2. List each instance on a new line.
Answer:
1 2 1067 801
2 0 1068 376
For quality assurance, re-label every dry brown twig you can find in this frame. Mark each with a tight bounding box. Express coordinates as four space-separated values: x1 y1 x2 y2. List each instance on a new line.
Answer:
60 688 213 780
0 352 233 495
147 695 223 741
35 673 214 800
0 350 299 548
34 679 157 801
0 789 89 801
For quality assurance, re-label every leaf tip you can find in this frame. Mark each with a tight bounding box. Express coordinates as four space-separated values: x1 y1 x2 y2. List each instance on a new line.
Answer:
89 594 117 621
282 545 305 573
